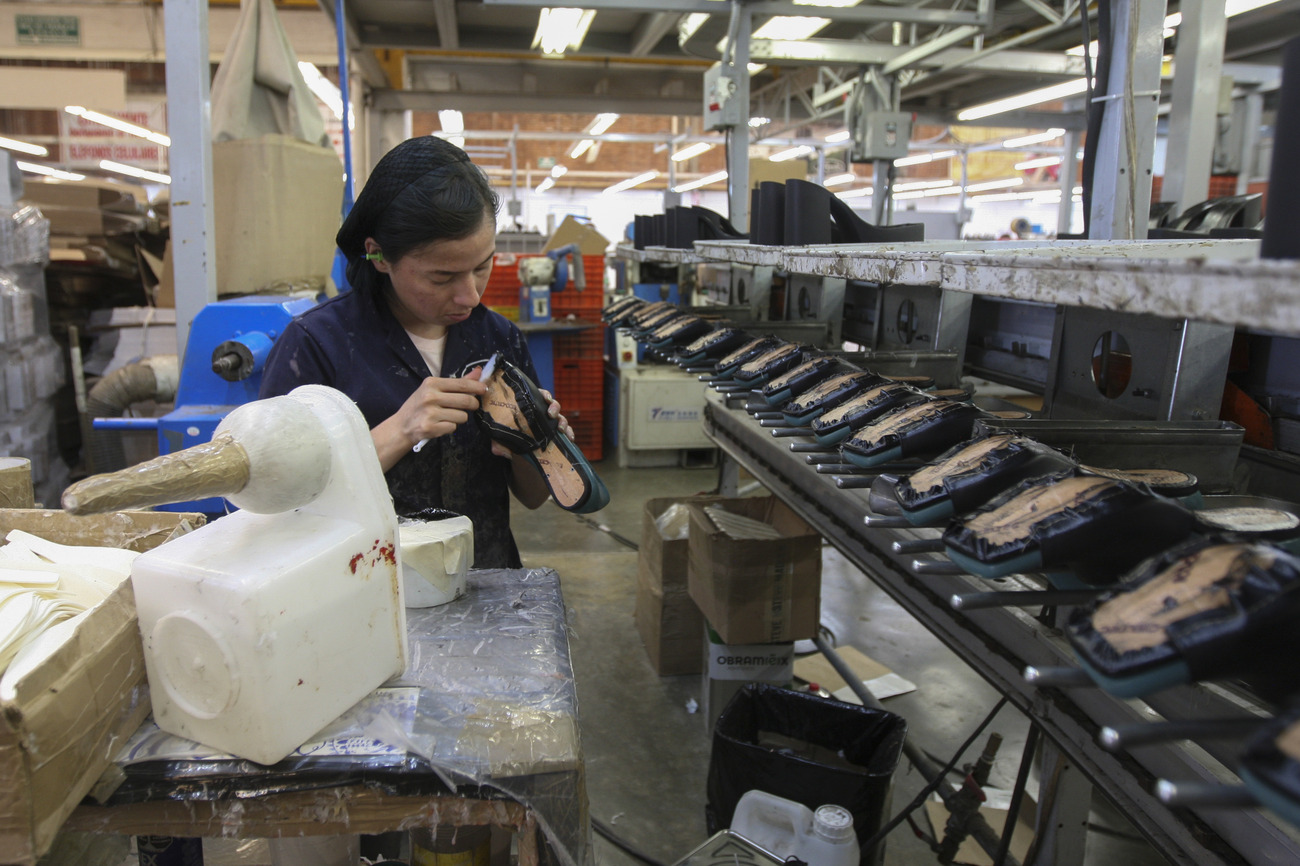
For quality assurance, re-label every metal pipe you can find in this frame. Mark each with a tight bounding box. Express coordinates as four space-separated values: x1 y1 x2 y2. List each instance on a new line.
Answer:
1099 718 1268 752
951 589 1106 611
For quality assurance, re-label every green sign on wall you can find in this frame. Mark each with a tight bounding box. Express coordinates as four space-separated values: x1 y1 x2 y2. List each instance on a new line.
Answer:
16 15 80 45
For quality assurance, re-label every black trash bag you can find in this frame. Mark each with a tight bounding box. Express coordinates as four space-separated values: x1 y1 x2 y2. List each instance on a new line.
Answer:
706 684 907 866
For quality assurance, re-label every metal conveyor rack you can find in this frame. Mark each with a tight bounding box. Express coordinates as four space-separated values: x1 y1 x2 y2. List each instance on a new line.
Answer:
701 388 1300 866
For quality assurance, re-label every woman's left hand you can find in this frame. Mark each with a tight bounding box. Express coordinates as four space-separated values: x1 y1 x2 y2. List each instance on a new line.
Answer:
488 389 575 459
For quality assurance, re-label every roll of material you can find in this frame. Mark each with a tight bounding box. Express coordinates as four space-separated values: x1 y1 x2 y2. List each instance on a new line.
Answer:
1262 36 1300 259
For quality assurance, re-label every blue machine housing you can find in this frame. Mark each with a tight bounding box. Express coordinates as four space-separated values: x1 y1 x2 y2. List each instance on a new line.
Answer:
155 295 317 513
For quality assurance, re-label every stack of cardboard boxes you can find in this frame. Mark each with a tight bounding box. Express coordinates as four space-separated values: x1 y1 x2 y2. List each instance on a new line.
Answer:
635 494 823 725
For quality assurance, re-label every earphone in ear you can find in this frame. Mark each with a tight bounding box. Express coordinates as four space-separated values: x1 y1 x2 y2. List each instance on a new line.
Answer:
365 251 384 262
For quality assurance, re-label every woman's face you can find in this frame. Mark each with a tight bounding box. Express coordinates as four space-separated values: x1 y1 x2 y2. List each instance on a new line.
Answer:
369 213 496 338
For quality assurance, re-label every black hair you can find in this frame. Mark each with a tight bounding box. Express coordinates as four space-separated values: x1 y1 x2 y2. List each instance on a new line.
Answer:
337 137 500 296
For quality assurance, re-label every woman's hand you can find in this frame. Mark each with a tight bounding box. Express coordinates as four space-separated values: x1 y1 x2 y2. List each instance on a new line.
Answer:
371 367 487 471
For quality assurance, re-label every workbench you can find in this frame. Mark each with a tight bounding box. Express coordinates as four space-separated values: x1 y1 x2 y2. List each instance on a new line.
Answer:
63 567 591 866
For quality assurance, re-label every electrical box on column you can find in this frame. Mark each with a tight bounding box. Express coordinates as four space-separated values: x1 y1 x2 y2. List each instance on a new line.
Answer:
704 62 745 131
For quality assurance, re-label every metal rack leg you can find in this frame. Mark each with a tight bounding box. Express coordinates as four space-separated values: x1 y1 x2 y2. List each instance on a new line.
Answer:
1028 742 1090 866
717 453 741 496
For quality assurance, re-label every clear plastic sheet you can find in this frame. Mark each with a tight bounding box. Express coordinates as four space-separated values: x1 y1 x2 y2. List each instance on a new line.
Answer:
99 567 591 866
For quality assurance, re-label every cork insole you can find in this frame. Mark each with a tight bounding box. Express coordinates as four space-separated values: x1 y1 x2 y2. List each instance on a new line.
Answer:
768 359 825 391
718 337 770 368
1081 466 1195 488
847 400 948 449
1091 543 1272 654
907 435 1019 496
792 372 860 407
738 343 800 377
481 374 588 509
963 476 1115 548
817 383 910 427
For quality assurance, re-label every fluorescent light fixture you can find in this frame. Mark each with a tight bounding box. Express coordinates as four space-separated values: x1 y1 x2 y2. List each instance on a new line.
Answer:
893 179 953 192
533 7 596 55
749 117 771 128
824 173 857 186
674 170 727 193
65 105 170 147
923 186 963 196
893 190 927 200
957 78 1089 121
589 113 619 135
438 110 464 134
970 192 1024 202
298 62 346 122
603 170 658 195
15 161 84 181
895 149 956 166
965 177 1023 192
0 136 46 157
836 187 874 199
672 141 714 161
536 177 556 193
680 13 709 41
99 159 170 185
824 131 851 143
1072 185 1083 194
1002 128 1065 148
550 165 568 178
753 17 831 40
748 63 767 76
570 139 595 159
1014 156 1063 170
770 145 813 162
1225 0 1282 14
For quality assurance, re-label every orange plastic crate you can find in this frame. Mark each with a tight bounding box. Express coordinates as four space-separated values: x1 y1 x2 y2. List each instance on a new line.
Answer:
555 322 605 360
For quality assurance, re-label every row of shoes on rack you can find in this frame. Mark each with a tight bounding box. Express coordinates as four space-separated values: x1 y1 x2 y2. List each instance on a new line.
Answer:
604 292 1300 830
629 178 928 251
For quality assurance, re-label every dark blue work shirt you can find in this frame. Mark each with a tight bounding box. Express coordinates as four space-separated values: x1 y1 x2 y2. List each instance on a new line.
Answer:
259 288 539 569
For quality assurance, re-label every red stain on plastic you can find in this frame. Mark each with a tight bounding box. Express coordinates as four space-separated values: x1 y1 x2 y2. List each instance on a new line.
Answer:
349 552 364 573
349 538 397 576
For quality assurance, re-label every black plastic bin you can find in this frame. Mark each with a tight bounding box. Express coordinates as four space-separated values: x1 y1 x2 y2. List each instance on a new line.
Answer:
706 683 907 866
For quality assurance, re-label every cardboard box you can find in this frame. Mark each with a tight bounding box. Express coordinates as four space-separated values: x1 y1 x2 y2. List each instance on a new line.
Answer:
687 497 822 645
0 508 203 866
22 177 149 237
634 496 723 676
212 135 343 297
544 215 610 257
702 624 793 727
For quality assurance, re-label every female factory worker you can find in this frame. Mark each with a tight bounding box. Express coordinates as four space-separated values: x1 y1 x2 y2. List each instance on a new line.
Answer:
259 135 570 569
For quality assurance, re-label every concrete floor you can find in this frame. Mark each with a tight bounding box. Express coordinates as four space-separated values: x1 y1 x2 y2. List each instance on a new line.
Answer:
511 457 1170 866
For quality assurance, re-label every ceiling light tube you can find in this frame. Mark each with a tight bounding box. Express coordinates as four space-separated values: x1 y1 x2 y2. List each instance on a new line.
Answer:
1014 156 1063 170
298 62 345 121
550 165 568 178
922 186 963 196
824 173 857 187
673 170 727 193
589 113 619 135
770 145 813 162
965 177 1024 192
957 78 1089 121
438 110 465 134
749 117 771 128
836 187 874 199
570 139 595 159
895 150 956 166
65 106 170 147
0 136 47 157
534 8 596 55
100 159 171 184
824 130 851 143
1002 128 1065 148
893 179 954 192
892 190 927 200
16 161 84 181
672 142 715 162
536 176 556 193
603 170 659 195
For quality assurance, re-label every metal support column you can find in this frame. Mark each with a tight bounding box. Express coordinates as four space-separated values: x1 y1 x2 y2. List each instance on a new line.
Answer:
1057 129 1082 235
1089 0 1168 239
1028 741 1091 866
164 0 217 359
725 4 751 230
1235 91 1264 196
1162 0 1227 213
872 160 890 225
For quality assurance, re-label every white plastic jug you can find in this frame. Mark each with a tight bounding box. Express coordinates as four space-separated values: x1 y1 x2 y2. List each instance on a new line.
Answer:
86 385 408 765
399 515 474 608
732 789 860 866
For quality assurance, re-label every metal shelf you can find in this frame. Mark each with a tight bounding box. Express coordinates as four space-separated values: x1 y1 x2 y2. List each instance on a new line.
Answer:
702 390 1299 866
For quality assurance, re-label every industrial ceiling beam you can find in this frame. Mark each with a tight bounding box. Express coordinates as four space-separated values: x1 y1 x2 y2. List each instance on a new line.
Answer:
315 0 389 87
433 0 459 50
881 25 982 75
631 12 683 57
372 89 701 116
482 0 991 27
750 39 1087 75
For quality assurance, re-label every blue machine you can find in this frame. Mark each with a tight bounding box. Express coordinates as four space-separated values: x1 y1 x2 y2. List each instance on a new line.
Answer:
94 295 316 514
516 244 586 393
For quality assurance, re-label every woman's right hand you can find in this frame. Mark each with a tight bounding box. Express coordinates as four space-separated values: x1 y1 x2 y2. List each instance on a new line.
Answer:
371 370 488 471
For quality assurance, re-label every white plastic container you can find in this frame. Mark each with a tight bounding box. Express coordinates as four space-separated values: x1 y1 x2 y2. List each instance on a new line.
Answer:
732 789 860 866
129 385 407 765
399 515 474 608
